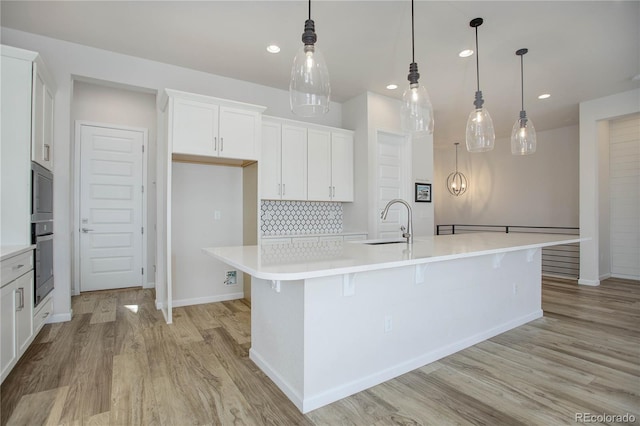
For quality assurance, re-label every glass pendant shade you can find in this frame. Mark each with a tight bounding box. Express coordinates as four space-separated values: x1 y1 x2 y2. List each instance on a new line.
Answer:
290 43 331 117
511 48 536 155
401 82 434 135
465 105 495 152
465 18 494 153
511 115 537 155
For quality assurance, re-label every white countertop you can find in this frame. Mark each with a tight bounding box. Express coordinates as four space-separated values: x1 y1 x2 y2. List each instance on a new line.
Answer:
204 232 581 281
1 245 35 262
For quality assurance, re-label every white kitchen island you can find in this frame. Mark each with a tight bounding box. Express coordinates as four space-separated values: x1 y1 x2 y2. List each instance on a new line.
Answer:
204 232 581 413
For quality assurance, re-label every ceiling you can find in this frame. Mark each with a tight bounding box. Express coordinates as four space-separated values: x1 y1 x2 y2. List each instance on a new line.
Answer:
2 1 639 144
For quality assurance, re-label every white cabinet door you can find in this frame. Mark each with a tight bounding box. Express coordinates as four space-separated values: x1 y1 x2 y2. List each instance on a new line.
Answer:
261 121 282 199
219 107 259 160
307 129 332 201
281 124 307 201
331 132 354 202
0 282 17 381
171 98 219 156
31 63 54 171
15 272 33 355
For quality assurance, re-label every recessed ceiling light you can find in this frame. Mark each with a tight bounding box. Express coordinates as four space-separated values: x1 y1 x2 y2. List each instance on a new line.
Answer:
459 49 474 58
266 44 281 54
386 84 398 90
538 93 551 99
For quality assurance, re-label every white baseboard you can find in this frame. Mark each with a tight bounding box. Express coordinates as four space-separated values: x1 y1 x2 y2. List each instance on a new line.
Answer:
599 273 612 280
252 309 543 414
143 281 155 289
156 292 245 310
49 311 72 323
578 278 601 286
611 273 640 281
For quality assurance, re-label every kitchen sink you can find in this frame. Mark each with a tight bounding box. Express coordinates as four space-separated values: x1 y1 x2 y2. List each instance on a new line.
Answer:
362 240 407 245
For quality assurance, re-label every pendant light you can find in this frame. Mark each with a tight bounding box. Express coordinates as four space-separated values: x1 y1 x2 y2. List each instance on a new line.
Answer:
289 0 331 117
400 0 434 135
465 18 495 153
511 48 537 155
447 143 468 196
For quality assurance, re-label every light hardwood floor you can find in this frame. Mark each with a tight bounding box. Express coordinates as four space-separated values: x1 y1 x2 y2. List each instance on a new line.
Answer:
2 277 639 425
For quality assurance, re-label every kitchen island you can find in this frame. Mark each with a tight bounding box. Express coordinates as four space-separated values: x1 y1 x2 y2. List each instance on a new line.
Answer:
204 232 581 413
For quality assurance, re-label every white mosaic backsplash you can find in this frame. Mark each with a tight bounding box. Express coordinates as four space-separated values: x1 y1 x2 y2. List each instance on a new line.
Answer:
260 200 343 236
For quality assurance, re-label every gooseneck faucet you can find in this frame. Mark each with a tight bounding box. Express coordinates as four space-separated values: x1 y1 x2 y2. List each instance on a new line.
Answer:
380 199 413 244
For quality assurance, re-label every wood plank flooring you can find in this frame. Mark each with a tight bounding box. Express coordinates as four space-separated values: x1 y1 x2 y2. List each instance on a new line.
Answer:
1 277 638 425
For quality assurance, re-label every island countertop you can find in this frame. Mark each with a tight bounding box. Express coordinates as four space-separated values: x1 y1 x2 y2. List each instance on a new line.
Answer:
203 232 581 281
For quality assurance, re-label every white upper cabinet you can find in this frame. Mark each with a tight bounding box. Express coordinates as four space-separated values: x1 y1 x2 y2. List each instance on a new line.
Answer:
261 119 307 201
164 89 265 161
307 129 332 201
330 131 354 202
260 117 353 202
31 60 55 171
281 124 308 201
171 98 219 156
261 121 282 200
307 129 354 202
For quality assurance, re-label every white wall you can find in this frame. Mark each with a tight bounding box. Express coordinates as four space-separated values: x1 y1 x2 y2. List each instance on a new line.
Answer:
1 28 342 320
171 162 244 305
434 125 579 230
597 121 611 278
579 88 640 285
343 92 434 238
71 80 157 290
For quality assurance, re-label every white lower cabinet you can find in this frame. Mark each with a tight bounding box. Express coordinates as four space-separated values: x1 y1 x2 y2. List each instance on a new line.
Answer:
1 250 34 383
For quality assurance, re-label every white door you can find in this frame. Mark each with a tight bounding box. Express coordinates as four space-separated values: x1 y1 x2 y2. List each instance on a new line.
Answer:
376 131 410 239
79 124 144 292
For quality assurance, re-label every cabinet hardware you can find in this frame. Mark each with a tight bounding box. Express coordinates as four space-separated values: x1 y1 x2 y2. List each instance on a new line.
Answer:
278 183 281 196
214 137 217 151
81 228 94 233
282 183 285 196
329 186 332 197
44 144 50 162
221 137 224 151
43 312 50 318
16 288 24 311
12 264 24 270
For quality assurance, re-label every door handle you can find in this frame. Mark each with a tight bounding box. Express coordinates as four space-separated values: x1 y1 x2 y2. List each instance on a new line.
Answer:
81 228 94 233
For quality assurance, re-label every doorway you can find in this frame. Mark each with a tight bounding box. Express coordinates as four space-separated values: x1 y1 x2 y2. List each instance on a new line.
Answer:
76 122 148 292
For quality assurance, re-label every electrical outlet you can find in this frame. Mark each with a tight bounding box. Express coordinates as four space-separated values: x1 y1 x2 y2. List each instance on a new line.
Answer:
384 315 393 333
225 270 237 285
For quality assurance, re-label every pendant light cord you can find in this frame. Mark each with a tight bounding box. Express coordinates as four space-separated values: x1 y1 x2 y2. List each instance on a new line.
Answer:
308 0 311 20
520 54 524 112
411 0 415 63
474 26 480 93
455 143 459 172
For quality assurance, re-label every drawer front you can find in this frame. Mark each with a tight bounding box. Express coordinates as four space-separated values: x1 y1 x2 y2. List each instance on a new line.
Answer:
33 295 53 334
1 251 33 287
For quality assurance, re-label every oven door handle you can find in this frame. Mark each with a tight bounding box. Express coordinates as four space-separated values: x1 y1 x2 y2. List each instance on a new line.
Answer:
37 234 54 241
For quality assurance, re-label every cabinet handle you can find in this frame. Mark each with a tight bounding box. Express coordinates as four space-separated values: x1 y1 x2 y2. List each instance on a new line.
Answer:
221 137 224 151
282 183 285 196
16 288 24 311
44 144 50 162
214 137 217 151
12 264 24 271
43 312 50 319
278 183 281 196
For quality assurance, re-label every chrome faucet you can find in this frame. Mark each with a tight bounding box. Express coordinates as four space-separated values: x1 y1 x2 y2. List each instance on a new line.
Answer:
380 199 413 244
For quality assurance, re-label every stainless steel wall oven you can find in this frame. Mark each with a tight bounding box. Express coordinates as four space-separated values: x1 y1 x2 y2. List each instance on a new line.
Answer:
31 161 54 306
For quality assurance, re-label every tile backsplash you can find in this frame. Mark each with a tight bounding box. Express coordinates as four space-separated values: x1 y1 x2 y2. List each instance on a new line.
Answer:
260 200 343 236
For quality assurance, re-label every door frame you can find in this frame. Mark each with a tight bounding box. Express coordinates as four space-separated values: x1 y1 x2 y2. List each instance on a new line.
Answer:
73 120 148 295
